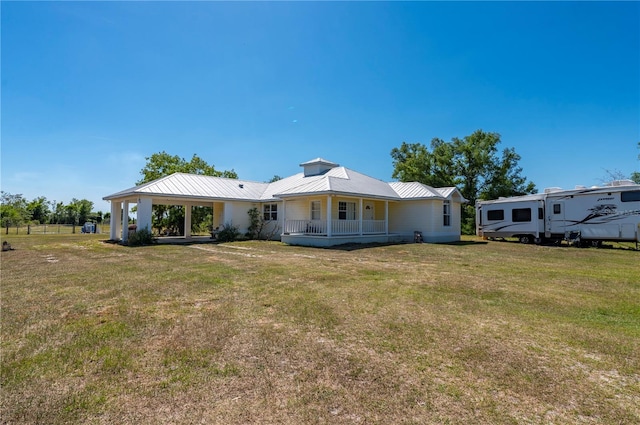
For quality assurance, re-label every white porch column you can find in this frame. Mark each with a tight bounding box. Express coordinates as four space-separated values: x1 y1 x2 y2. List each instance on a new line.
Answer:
110 201 122 240
137 197 153 233
385 201 389 235
122 201 129 243
184 204 192 239
327 196 332 237
223 203 233 226
281 199 286 234
359 198 363 235
211 202 216 230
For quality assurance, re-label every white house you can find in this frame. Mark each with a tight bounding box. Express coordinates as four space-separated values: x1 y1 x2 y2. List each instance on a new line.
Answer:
103 158 466 247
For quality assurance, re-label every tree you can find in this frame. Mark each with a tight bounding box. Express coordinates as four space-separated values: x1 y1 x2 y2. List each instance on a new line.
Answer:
1 192 31 233
481 147 536 200
27 196 51 224
137 151 237 185
391 130 536 234
137 152 238 234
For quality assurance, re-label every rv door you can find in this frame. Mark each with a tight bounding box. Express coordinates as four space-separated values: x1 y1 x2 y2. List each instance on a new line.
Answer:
546 200 564 238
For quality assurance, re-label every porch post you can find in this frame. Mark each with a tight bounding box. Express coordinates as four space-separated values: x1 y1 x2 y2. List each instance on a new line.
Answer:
359 198 363 235
223 203 233 226
281 199 286 235
385 201 389 235
122 201 129 244
110 201 122 240
137 197 153 233
327 196 332 237
184 204 192 239
211 202 216 230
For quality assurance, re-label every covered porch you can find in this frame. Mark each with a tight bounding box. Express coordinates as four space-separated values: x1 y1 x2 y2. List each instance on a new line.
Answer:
108 196 229 243
279 195 394 247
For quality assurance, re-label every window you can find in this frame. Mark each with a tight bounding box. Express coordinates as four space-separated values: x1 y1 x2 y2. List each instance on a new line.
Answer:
443 200 451 226
338 201 356 220
621 190 640 202
487 209 504 221
311 201 321 220
553 204 561 214
512 208 531 222
263 203 277 221
538 208 544 220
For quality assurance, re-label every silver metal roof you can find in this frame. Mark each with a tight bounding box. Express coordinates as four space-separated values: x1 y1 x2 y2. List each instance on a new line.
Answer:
104 159 466 203
104 173 269 201
389 182 444 199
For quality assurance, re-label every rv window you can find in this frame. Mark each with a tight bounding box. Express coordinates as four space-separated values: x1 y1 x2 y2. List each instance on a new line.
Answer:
553 204 561 214
512 208 531 222
621 190 640 202
538 208 543 220
487 210 504 221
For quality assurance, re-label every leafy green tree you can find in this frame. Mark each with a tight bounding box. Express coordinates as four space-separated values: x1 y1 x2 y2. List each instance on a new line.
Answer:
27 196 51 224
137 151 237 185
137 152 238 235
391 130 536 234
51 201 66 224
1 192 31 233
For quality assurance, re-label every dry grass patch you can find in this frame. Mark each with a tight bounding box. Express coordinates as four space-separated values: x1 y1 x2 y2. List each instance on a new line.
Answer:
1 234 639 424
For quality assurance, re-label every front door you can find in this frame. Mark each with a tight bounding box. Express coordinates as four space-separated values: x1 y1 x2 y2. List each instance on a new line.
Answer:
364 202 374 220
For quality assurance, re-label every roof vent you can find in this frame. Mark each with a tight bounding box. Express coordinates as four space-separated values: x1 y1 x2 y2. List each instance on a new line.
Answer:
300 157 339 177
544 187 562 194
239 184 244 189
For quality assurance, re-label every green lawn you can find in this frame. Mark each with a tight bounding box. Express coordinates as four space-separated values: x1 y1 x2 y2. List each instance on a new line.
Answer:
1 234 638 424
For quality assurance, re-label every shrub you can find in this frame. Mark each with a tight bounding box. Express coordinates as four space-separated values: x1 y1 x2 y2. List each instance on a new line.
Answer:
216 222 240 242
127 228 157 246
246 207 260 239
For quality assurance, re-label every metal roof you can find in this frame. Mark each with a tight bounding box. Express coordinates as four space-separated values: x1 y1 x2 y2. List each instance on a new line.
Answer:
274 167 400 200
104 159 465 203
389 182 444 199
104 173 269 201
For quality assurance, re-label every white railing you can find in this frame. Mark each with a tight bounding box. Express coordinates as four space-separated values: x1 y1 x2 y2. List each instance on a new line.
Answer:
284 220 326 235
362 220 385 234
331 220 359 235
284 219 386 236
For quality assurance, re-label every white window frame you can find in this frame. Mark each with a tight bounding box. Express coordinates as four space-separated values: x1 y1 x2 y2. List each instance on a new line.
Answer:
338 201 356 220
310 201 321 221
443 200 451 227
263 203 278 221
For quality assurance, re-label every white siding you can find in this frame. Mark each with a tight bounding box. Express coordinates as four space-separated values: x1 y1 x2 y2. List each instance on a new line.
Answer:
389 200 461 243
389 200 430 236
223 201 254 234
284 199 311 220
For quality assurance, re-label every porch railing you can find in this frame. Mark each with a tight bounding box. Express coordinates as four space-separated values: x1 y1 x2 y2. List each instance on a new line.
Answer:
284 219 385 235
362 220 386 234
284 220 327 235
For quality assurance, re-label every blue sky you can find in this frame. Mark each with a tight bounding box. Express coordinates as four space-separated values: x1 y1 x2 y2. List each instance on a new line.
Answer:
2 1 639 213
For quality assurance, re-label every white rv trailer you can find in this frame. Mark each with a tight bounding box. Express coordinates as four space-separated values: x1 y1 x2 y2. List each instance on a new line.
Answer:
476 181 640 245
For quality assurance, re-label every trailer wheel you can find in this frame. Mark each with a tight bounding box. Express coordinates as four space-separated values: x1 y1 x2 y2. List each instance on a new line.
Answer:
519 235 532 244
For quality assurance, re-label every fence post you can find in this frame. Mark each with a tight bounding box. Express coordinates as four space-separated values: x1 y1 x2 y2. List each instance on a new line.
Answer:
27 224 31 235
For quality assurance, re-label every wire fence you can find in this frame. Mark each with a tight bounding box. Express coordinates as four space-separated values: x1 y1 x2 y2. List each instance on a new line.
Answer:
2 224 111 235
